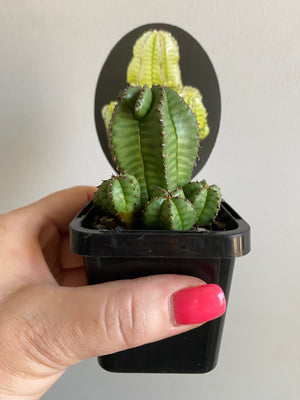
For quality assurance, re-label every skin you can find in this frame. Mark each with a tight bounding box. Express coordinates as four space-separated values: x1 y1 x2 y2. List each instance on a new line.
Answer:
0 186 206 400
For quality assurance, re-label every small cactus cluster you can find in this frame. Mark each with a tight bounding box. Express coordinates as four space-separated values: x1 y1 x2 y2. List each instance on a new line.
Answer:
93 29 221 230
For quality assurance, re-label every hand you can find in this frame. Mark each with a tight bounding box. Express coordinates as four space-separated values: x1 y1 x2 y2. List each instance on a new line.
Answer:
0 186 226 400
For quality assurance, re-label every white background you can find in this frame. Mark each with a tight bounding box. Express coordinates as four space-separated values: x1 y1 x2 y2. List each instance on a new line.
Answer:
1 1 299 399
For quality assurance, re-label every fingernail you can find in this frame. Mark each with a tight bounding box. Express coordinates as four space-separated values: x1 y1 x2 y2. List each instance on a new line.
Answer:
172 284 226 325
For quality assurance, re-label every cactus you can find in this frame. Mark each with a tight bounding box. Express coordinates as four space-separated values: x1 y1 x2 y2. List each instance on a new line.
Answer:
108 84 200 206
93 174 141 229
93 29 221 231
102 29 210 141
143 194 196 230
183 180 221 226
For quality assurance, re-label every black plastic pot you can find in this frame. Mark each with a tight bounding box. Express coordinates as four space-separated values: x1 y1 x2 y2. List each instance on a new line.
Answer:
70 200 250 373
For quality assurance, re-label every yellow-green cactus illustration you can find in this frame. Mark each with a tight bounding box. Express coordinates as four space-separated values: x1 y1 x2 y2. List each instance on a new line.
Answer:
178 86 210 140
127 30 182 88
102 29 210 141
102 100 117 131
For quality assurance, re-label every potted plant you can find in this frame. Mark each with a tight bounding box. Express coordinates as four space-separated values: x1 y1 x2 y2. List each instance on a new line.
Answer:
70 25 250 373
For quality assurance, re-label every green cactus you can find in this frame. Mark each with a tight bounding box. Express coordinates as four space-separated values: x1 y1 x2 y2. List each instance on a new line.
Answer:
108 84 200 206
183 180 221 226
143 194 196 230
93 174 141 229
93 29 222 231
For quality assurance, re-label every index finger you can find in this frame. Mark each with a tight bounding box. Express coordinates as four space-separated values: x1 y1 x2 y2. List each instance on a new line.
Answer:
29 186 97 233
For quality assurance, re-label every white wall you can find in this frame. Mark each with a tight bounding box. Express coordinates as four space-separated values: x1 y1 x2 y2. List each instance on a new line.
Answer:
1 1 299 399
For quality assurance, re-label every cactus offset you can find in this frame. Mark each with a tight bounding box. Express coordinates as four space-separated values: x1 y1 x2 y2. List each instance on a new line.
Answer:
93 174 141 229
183 180 221 226
108 84 200 205
143 194 196 231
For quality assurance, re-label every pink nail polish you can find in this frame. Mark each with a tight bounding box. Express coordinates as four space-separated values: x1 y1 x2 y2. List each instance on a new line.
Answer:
172 284 226 325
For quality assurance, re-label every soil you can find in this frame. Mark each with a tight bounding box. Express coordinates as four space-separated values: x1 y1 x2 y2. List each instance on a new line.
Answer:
87 207 229 232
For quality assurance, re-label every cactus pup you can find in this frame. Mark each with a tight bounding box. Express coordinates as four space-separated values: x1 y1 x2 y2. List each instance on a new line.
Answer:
183 180 222 226
93 174 141 229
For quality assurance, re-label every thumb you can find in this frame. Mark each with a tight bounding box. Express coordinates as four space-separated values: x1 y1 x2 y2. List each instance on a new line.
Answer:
48 275 225 367
8 275 226 370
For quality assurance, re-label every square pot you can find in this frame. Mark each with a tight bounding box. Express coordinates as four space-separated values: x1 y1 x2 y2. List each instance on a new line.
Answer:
70 199 250 373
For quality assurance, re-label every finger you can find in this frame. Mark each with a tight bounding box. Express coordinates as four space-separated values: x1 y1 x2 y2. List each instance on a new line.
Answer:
58 267 87 287
0 187 96 290
11 275 226 370
28 186 97 233
58 233 85 269
46 233 87 285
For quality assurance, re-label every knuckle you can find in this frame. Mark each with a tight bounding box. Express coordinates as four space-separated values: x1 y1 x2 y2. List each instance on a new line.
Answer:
103 288 147 350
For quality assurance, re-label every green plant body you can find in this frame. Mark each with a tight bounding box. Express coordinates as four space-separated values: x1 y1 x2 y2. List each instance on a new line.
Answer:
143 195 196 231
183 180 222 226
108 84 200 206
93 174 141 229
